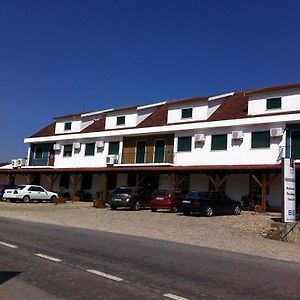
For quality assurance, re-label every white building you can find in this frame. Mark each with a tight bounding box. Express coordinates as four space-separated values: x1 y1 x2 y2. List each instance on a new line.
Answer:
1 82 300 211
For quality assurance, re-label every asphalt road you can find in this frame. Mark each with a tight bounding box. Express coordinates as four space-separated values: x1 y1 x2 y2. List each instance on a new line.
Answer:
0 217 300 300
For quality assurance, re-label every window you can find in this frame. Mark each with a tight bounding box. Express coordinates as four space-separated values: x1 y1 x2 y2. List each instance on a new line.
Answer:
211 134 227 150
116 116 125 126
267 97 281 110
177 136 192 152
28 186 44 192
85 143 95 156
34 147 43 159
64 122 72 131
181 108 192 119
63 144 73 157
251 131 270 148
81 174 92 190
108 141 120 155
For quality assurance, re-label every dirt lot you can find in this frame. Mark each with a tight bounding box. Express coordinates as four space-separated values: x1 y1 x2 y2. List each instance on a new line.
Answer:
0 201 299 262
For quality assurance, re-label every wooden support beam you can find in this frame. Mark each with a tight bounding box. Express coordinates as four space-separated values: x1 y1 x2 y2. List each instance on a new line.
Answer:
137 174 146 186
24 174 35 185
101 174 108 202
70 174 81 197
45 174 59 192
208 174 228 192
5 174 15 185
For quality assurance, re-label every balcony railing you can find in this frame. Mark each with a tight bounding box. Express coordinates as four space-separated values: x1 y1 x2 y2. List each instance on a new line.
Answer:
121 147 174 164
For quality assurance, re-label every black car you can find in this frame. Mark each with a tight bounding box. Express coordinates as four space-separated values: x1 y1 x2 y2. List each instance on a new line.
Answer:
179 191 241 216
108 187 152 211
0 184 17 200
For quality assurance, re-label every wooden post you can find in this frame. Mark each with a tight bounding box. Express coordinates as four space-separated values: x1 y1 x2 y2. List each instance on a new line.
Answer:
5 174 15 185
251 173 278 213
100 173 108 202
208 174 228 192
24 174 35 184
70 174 81 197
46 174 58 191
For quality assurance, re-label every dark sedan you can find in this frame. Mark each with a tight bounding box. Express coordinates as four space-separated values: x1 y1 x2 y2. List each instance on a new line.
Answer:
179 191 241 216
108 186 151 211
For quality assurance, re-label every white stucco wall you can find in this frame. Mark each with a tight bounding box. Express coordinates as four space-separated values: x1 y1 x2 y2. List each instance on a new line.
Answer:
167 102 208 124
55 119 82 134
105 111 137 130
174 123 286 166
248 89 300 116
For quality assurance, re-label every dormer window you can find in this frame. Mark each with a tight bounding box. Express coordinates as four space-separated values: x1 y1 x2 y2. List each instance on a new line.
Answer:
181 108 193 119
266 97 281 110
116 116 125 126
64 122 72 131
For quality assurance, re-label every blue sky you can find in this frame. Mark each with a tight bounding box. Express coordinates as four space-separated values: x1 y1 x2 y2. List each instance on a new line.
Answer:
0 0 299 162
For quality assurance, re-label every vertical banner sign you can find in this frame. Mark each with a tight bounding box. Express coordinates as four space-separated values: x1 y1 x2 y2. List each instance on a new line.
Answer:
282 158 296 222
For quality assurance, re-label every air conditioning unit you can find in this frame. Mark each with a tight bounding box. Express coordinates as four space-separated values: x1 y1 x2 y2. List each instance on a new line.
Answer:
73 142 81 150
96 140 105 148
270 128 283 137
232 131 244 140
106 155 119 165
11 159 18 168
53 143 61 150
17 158 26 167
194 133 205 142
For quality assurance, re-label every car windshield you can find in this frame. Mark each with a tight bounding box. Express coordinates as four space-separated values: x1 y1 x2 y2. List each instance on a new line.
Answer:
16 185 26 190
186 191 209 199
113 188 133 194
153 190 169 196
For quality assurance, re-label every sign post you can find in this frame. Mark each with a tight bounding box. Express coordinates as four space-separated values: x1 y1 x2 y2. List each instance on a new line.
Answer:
282 158 296 222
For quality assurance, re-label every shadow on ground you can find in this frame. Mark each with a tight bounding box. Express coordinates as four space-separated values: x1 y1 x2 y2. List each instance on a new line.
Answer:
0 272 21 284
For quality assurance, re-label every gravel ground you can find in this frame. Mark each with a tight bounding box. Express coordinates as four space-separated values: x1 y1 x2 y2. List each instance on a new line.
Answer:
0 201 299 263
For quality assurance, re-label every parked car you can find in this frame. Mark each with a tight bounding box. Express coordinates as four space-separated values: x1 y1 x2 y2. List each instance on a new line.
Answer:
150 189 183 213
179 191 241 217
108 186 152 210
0 184 17 200
3 185 58 203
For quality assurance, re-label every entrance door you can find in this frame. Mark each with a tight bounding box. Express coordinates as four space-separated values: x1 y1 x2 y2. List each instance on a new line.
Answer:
48 147 55 166
154 140 165 163
291 131 300 159
136 141 146 163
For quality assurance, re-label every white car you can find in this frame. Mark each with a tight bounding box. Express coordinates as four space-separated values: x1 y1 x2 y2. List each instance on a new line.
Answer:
3 185 58 203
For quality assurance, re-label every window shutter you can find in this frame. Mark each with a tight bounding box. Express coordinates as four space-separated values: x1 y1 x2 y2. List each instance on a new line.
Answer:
108 142 120 155
251 131 270 148
178 136 192 152
211 134 227 150
267 97 281 109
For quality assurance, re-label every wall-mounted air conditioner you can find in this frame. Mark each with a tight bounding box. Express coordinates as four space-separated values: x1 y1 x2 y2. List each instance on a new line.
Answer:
194 133 205 143
232 131 244 140
270 128 283 137
11 159 18 168
17 158 26 168
96 140 105 148
106 155 119 165
73 142 81 150
53 144 61 150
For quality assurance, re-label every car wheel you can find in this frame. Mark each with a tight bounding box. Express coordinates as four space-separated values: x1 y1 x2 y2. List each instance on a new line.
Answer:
205 206 213 217
132 201 140 211
151 208 157 212
22 195 30 203
50 196 57 203
233 204 241 215
110 205 117 210
170 205 178 213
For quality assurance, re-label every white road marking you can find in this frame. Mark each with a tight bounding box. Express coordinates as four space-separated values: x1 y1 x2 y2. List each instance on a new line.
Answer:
0 241 18 249
87 269 124 282
34 253 62 262
163 293 190 300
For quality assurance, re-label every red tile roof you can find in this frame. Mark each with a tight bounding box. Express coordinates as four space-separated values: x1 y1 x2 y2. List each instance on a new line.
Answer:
137 105 168 128
30 122 56 138
245 82 300 95
81 116 106 133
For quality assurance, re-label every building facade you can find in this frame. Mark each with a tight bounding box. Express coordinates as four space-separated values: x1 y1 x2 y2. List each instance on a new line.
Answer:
1 82 300 211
